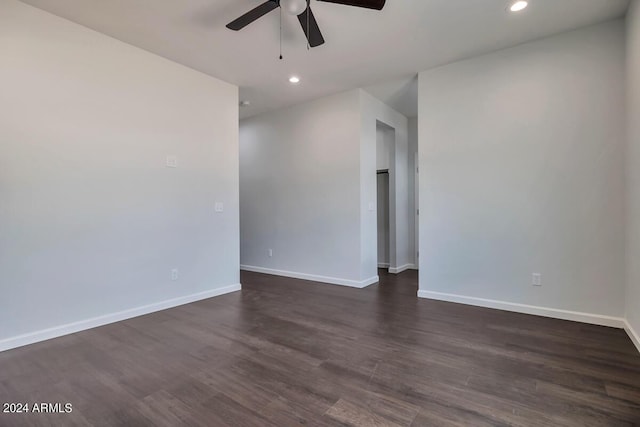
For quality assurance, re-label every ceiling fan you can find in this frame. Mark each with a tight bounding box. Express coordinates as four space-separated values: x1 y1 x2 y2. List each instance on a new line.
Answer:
226 0 386 48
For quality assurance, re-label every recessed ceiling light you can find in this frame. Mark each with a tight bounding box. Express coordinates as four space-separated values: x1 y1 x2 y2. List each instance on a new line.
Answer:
289 76 301 84
509 0 528 12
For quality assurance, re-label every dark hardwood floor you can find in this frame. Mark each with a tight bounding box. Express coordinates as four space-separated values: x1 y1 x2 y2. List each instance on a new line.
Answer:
1 269 640 426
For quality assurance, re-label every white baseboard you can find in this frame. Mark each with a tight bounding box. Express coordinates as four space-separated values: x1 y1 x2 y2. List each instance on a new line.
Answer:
378 263 390 268
0 284 242 353
417 290 625 328
625 320 640 354
389 264 416 274
241 265 378 289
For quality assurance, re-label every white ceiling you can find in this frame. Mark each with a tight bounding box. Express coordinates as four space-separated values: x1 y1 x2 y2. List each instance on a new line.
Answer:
364 74 418 118
19 0 629 119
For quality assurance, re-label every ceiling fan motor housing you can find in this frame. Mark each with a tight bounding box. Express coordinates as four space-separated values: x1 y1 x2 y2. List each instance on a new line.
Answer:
226 0 386 48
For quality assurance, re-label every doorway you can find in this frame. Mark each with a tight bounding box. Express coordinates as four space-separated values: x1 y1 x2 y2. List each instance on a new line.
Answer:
376 121 394 272
377 170 390 268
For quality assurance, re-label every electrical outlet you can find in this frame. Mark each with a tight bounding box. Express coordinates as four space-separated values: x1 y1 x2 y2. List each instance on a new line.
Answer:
532 273 542 287
268 249 273 257
171 268 179 281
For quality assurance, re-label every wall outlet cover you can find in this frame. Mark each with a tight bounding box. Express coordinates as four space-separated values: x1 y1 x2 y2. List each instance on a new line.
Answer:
532 273 542 286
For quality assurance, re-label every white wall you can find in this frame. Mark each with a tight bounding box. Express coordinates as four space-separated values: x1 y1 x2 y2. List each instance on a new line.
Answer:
239 90 366 286
360 91 411 277
418 21 626 321
408 117 418 267
376 125 392 171
626 0 640 344
239 89 411 286
0 0 240 349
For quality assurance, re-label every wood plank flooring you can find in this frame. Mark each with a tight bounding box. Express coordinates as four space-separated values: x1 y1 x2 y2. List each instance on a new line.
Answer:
1 269 640 426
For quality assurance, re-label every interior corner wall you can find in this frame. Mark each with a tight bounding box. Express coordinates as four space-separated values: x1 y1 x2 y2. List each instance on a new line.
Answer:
360 90 411 278
408 117 418 268
239 90 365 286
626 0 640 343
0 0 240 350
418 20 626 320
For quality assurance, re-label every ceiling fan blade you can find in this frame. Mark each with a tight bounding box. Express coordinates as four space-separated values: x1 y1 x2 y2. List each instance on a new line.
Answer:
317 0 386 10
298 6 325 47
226 1 279 31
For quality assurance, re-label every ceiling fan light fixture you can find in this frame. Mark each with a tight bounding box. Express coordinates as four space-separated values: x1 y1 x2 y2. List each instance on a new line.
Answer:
508 0 528 12
282 0 307 16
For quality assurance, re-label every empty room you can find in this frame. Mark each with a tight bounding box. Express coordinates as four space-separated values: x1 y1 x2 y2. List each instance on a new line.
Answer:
1 0 640 425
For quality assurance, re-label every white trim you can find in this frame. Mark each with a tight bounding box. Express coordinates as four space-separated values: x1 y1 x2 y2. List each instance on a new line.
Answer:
0 284 242 353
625 320 640 354
241 265 378 288
389 264 415 274
417 290 625 328
378 263 390 268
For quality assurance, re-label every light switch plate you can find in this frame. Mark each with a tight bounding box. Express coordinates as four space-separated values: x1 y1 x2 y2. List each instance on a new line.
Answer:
215 202 224 213
166 156 177 168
